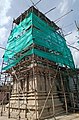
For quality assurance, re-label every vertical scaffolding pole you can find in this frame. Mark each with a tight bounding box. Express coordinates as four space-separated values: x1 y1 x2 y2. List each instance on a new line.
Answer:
38 66 59 120
0 60 4 116
48 63 55 116
18 82 20 120
1 100 3 116
32 54 37 120
8 81 11 118
12 67 21 120
71 92 75 112
25 74 28 119
59 68 68 114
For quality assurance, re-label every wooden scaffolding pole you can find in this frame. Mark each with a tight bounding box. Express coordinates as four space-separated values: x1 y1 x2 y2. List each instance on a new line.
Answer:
48 62 55 116
66 68 77 112
8 82 11 118
12 67 21 120
38 65 59 120
49 70 56 120
25 74 28 119
59 68 68 114
11 61 37 120
32 54 37 120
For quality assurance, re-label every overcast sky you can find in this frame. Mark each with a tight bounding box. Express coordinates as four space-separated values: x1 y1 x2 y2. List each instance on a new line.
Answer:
0 0 79 69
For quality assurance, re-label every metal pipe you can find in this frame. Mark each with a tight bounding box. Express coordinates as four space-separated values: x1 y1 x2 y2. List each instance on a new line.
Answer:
45 7 56 15
54 9 73 23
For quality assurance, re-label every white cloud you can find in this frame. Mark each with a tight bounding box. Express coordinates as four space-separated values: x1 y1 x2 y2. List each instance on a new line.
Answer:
58 0 69 14
0 0 12 26
0 27 8 63
58 0 76 15
0 27 8 71
73 0 76 3
0 0 12 71
0 27 8 45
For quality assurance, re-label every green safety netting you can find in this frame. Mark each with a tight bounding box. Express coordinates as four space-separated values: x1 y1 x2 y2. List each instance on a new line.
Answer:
3 12 75 70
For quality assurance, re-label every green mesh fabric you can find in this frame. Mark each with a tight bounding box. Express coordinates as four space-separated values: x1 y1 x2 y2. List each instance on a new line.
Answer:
3 12 75 70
